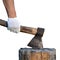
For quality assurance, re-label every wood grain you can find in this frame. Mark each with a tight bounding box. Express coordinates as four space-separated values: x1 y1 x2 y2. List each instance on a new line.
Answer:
0 19 7 27
31 52 41 60
19 48 56 60
20 26 37 35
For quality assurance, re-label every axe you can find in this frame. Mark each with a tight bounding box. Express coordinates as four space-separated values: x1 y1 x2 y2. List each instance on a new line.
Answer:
0 19 45 48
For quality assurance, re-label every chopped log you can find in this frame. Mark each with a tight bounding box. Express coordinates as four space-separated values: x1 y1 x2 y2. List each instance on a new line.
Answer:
19 48 56 60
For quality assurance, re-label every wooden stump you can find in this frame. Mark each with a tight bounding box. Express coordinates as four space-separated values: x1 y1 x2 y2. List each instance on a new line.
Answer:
19 48 56 60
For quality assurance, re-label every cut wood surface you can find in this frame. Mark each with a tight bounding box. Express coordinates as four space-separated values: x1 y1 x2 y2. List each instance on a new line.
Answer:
19 48 56 60
31 52 41 60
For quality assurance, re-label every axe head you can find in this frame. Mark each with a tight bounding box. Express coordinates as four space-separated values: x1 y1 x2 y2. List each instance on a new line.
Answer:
27 28 45 48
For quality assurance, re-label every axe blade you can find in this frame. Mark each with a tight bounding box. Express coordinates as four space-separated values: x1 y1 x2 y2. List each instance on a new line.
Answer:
27 34 43 48
27 28 45 48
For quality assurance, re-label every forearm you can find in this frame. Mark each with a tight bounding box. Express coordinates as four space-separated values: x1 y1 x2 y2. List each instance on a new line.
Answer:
3 0 16 18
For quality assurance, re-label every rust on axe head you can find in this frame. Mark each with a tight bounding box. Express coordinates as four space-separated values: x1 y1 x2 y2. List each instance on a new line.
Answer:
28 28 45 48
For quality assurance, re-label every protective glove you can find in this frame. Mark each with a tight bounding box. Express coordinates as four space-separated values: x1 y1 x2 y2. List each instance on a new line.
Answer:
7 17 20 33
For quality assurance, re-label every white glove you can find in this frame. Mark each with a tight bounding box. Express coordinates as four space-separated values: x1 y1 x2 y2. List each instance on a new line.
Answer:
7 18 20 33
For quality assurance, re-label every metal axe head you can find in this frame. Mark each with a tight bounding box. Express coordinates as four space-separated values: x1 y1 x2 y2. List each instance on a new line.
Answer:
27 28 45 48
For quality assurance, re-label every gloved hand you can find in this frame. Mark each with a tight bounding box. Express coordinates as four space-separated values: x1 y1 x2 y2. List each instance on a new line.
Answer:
7 18 20 33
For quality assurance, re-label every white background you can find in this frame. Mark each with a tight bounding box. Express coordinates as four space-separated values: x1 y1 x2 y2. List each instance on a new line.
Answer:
0 0 59 60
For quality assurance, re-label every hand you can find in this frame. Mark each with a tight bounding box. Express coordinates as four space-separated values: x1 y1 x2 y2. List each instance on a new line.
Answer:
7 18 20 33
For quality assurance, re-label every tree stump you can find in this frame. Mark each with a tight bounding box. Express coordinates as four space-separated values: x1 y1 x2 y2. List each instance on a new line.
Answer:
19 48 56 60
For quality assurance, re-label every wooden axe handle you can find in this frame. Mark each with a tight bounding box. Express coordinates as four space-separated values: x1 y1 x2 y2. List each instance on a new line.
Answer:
0 19 7 27
0 19 37 35
20 26 37 35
